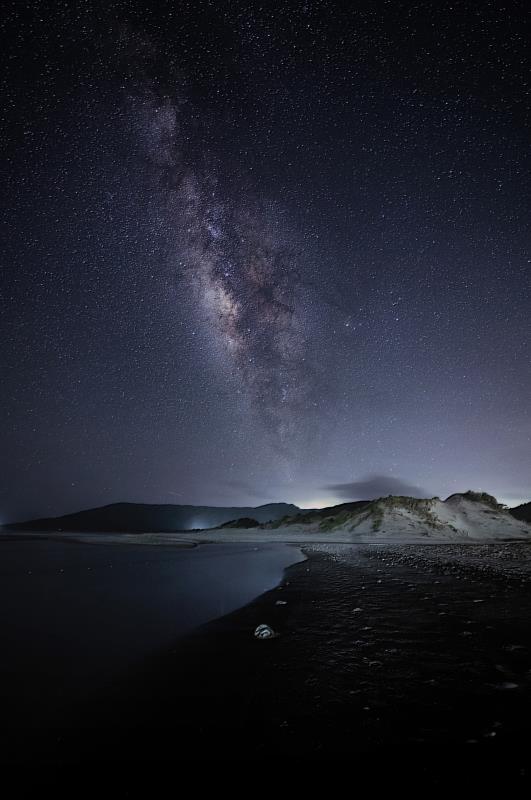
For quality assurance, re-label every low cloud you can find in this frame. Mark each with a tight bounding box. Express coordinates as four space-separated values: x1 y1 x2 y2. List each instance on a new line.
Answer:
326 475 430 501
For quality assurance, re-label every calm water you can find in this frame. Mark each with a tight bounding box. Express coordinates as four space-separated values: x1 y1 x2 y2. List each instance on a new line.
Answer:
0 538 304 726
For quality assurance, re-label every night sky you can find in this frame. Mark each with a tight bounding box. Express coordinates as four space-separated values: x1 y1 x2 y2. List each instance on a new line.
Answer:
1 0 530 522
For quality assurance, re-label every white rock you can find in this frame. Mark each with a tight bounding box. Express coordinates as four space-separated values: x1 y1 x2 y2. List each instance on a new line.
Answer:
254 624 277 639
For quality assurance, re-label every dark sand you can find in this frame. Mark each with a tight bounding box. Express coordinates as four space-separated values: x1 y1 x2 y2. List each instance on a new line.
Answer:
4 544 531 781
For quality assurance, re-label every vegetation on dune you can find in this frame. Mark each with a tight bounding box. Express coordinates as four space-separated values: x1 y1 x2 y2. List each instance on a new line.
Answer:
317 495 444 533
370 505 383 531
379 495 436 510
462 490 505 510
293 501 371 528
319 510 356 531
373 495 443 529
263 502 372 531
349 510 373 531
318 503 377 531
268 517 286 529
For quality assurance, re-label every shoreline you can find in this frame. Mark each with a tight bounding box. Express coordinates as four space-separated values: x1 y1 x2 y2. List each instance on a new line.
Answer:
3 527 531 546
6 543 531 780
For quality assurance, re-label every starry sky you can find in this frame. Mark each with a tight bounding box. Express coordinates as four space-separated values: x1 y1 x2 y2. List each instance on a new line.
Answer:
1 0 530 522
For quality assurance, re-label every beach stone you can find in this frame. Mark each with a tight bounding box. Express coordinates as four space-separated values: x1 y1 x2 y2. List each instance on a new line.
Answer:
254 624 277 639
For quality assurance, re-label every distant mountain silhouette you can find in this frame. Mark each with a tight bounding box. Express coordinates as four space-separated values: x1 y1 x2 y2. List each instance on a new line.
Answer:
510 502 531 523
5 502 300 533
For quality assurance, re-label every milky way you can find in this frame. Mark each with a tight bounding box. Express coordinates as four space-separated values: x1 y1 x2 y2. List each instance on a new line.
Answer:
136 90 314 450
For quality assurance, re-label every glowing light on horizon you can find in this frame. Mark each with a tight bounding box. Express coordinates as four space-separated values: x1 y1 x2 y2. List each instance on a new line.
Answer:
293 496 344 510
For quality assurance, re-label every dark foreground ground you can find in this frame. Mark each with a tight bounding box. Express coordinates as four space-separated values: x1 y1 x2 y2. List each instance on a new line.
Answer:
4 543 531 782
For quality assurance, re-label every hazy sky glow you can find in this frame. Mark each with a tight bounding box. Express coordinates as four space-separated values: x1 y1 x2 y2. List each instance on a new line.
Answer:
1 1 530 521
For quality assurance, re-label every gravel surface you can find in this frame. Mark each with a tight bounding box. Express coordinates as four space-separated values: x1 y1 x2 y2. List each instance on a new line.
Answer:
362 541 531 583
